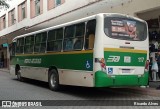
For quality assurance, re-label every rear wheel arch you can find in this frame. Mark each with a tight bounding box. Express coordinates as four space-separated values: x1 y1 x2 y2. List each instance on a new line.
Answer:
48 66 58 77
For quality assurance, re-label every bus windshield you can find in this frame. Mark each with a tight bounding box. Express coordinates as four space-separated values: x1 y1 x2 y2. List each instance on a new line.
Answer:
104 16 147 41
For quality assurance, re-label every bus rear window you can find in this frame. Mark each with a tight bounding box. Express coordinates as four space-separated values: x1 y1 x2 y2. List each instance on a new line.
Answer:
104 17 147 41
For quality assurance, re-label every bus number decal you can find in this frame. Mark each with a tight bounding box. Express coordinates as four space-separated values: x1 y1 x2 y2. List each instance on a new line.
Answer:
138 57 144 63
107 56 120 62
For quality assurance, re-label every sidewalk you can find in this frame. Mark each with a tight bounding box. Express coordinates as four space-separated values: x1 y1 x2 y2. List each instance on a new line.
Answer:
149 81 160 88
131 82 160 97
0 68 9 73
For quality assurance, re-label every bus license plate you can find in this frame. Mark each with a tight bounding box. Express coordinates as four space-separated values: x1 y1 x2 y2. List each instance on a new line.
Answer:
122 69 130 73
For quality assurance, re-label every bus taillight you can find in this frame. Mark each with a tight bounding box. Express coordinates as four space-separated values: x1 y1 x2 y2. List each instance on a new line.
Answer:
100 58 106 70
145 60 149 71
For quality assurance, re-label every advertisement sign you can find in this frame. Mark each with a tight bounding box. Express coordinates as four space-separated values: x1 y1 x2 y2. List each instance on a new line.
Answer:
111 20 137 40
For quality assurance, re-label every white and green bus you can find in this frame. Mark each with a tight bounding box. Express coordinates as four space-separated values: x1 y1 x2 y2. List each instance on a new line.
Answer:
10 13 149 91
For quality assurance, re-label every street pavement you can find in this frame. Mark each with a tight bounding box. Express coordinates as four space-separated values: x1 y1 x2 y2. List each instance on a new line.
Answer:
0 69 160 109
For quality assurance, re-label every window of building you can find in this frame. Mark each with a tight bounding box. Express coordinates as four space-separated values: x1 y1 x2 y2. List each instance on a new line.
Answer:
16 38 24 54
21 2 26 19
18 1 27 21
85 19 96 50
63 23 85 51
55 0 61 6
24 35 34 53
34 32 47 53
48 0 65 10
3 16 6 29
35 0 40 16
11 9 15 25
47 28 63 52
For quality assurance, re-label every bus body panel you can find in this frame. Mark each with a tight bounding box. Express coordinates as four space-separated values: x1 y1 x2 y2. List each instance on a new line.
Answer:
95 71 148 87
94 14 149 87
59 69 94 87
21 66 48 82
10 51 95 87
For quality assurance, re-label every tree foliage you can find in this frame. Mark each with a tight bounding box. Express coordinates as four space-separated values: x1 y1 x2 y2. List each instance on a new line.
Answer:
0 0 9 8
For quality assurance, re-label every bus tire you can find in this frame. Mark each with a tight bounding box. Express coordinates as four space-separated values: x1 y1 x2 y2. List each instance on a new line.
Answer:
48 69 60 91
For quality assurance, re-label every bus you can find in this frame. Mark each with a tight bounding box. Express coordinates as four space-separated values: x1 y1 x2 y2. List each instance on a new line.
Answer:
10 13 149 91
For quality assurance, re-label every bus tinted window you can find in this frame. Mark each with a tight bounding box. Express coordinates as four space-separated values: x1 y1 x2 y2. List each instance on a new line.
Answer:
56 29 63 39
47 28 63 52
74 23 85 50
104 17 147 41
76 23 85 37
34 32 47 53
16 38 24 54
24 35 34 53
64 23 85 51
85 19 96 49
48 30 56 41
65 25 75 38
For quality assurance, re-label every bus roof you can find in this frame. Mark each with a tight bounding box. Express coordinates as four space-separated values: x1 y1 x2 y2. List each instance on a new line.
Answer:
13 13 146 41
13 14 97 41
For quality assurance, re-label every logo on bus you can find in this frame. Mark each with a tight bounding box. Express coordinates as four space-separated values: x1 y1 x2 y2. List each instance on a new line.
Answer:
24 59 42 64
108 67 113 74
124 56 131 63
86 61 91 69
107 56 120 62
138 57 144 63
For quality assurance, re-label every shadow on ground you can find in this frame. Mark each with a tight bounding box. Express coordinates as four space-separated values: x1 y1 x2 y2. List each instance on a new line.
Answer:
11 77 149 99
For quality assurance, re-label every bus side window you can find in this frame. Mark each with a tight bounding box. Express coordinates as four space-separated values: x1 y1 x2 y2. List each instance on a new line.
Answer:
73 23 85 50
40 32 47 53
24 35 34 54
64 39 73 51
74 39 83 50
88 34 95 49
16 38 24 54
34 32 47 53
63 25 75 51
47 28 63 52
47 30 56 51
55 28 63 51
85 19 96 50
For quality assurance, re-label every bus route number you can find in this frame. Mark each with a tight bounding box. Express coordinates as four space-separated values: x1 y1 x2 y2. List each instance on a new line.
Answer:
138 57 144 63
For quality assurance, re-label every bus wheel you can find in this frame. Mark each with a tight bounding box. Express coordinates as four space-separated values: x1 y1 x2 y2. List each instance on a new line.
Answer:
49 69 60 91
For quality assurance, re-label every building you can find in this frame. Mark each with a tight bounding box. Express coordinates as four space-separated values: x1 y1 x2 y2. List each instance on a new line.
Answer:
0 0 160 68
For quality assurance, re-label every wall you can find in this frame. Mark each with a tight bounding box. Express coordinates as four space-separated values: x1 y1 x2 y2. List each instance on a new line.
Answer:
1 0 160 39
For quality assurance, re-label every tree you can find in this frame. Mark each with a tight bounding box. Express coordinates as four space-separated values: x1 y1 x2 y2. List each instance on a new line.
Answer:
0 0 9 8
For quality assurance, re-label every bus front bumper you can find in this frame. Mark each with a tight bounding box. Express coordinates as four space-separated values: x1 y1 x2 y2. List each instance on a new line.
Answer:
95 71 149 87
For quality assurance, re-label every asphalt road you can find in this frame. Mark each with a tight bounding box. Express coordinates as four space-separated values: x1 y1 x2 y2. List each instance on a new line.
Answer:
0 70 160 109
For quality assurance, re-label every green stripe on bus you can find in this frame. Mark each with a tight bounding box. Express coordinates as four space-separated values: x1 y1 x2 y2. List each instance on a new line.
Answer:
104 51 147 66
10 52 93 71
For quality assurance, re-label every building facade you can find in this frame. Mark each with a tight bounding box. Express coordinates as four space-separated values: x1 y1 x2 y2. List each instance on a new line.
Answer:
0 0 160 68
